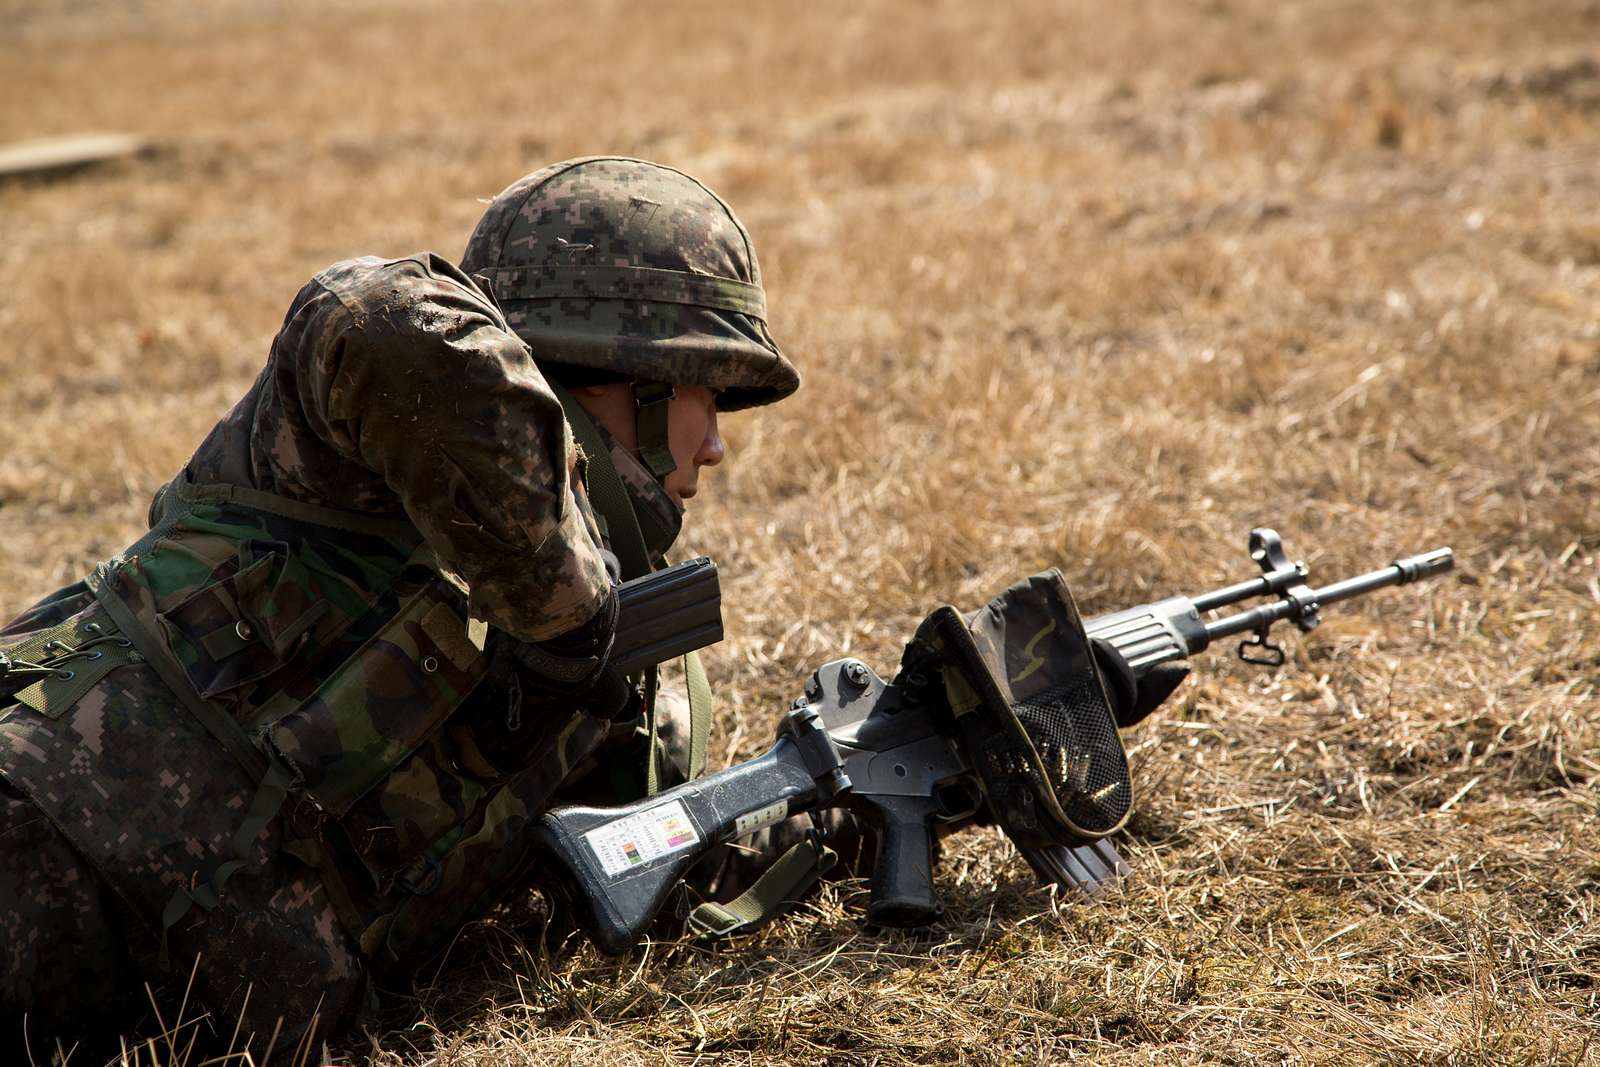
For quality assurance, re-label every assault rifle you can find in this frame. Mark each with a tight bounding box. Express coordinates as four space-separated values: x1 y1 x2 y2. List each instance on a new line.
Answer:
541 529 1454 954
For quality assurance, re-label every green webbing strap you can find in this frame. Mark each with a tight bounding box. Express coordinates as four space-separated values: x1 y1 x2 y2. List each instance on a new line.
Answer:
548 381 653 580
0 619 85 670
551 379 663 796
79 475 417 967
0 618 137 719
643 667 662 797
84 560 267 783
684 650 712 780
632 381 678 482
687 836 837 939
549 381 716 793
175 475 423 542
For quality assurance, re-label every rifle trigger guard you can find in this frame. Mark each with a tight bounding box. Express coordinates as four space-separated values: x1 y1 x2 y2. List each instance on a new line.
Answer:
1237 624 1286 667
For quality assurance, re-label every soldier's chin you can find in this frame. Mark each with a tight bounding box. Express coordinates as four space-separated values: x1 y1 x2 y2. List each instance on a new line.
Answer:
673 485 697 505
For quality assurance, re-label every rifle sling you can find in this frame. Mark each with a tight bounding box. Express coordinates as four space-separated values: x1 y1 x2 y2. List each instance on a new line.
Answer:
548 380 713 791
688 835 837 939
684 649 711 781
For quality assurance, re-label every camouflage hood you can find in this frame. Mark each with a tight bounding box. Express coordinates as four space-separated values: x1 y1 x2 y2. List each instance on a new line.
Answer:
459 157 799 411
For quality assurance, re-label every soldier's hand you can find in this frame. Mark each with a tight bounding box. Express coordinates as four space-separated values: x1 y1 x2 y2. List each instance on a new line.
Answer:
510 585 635 721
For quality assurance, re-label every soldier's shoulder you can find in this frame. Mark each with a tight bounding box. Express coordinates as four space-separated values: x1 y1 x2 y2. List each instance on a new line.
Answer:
310 253 485 317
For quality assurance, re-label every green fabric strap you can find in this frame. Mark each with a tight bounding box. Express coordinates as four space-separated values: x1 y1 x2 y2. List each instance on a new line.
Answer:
644 667 662 797
551 380 663 794
1 618 138 720
85 560 268 782
684 650 712 780
632 381 678 482
688 836 837 939
1 619 84 667
548 381 654 580
158 758 292 967
548 380 715 790
173 474 423 542
638 652 711 792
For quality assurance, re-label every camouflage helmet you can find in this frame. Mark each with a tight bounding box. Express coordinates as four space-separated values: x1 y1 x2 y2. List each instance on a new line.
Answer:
459 157 798 412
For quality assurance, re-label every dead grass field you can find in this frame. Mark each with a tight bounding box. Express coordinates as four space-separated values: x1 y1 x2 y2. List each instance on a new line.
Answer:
3 0 1599 1063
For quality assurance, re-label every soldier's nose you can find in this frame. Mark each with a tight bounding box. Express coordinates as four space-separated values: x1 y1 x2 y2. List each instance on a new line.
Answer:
698 413 724 468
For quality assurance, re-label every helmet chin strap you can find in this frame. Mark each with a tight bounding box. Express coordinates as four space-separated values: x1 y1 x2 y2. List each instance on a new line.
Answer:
632 381 678 483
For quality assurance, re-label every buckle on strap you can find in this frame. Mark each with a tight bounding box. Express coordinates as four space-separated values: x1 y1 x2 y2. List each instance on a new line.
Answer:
685 901 745 938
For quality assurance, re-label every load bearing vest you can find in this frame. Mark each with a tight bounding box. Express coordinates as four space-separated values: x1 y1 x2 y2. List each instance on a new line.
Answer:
0 475 578 967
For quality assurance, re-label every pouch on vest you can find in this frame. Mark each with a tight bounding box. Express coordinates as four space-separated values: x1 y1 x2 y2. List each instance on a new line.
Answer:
155 538 331 699
266 577 488 818
279 614 608 938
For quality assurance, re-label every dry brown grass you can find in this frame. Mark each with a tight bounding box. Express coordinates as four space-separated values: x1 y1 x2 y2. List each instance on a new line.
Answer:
3 0 1598 1063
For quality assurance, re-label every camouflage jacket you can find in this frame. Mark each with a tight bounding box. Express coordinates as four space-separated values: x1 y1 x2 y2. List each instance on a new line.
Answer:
182 253 611 641
0 255 633 1040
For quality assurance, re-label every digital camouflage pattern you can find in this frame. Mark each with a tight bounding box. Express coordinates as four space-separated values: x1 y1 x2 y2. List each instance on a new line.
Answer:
182 253 612 643
0 588 367 1049
0 254 626 1051
0 774 136 1051
459 157 800 411
0 162 798 1052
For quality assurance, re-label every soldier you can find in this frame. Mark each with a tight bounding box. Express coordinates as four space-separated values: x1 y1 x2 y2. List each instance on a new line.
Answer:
0 157 798 1056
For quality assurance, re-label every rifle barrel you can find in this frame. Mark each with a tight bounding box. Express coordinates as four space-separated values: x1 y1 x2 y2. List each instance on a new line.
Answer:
1203 547 1453 642
1317 547 1454 606
1192 574 1279 612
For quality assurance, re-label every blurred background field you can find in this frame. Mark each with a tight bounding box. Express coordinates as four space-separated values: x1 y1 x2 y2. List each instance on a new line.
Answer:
2 0 1598 1063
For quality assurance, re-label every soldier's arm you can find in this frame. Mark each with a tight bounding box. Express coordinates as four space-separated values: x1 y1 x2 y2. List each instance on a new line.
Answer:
270 254 611 641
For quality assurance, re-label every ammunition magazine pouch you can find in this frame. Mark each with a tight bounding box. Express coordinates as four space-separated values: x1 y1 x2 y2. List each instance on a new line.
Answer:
905 570 1133 849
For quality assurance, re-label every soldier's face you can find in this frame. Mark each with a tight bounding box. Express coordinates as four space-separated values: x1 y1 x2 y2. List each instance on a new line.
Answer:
658 384 725 504
572 382 725 506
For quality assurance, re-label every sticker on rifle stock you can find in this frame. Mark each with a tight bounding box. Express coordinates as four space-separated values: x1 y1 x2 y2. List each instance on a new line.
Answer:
734 800 788 838
585 799 701 879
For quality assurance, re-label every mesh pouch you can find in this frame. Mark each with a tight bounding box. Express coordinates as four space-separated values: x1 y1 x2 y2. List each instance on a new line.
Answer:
907 570 1132 847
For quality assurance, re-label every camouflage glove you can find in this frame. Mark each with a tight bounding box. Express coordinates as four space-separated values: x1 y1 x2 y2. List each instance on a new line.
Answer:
900 570 1133 850
456 589 635 779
